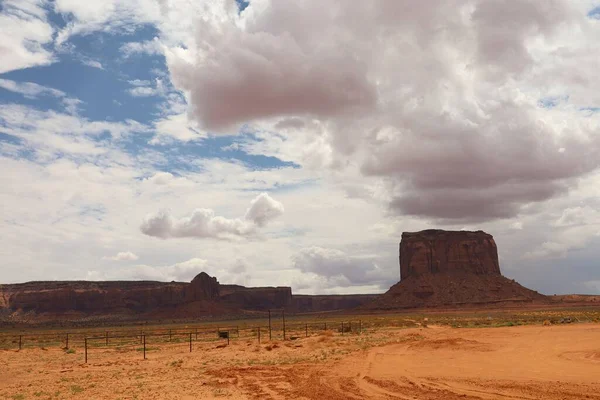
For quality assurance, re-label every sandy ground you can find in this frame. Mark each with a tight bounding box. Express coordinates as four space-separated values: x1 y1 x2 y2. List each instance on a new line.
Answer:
2 323 600 399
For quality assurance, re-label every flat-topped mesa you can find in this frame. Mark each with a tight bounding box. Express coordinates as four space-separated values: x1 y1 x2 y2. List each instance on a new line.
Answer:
400 229 500 280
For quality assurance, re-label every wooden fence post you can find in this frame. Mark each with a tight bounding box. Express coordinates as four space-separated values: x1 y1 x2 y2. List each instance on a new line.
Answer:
282 309 286 341
84 338 88 363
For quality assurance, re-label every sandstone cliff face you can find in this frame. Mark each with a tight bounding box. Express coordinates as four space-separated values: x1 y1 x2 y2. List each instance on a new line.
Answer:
1 272 371 323
1 273 219 315
400 230 500 280
366 229 547 310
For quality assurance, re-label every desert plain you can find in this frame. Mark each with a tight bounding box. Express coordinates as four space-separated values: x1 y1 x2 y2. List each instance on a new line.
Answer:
2 310 600 400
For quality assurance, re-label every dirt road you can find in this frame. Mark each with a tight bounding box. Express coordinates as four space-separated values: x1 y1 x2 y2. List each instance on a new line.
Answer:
2 324 600 399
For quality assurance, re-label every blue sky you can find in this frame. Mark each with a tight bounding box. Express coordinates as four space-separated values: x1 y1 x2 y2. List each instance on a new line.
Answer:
1 0 600 295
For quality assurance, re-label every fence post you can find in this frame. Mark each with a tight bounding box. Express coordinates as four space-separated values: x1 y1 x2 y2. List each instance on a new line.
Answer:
268 310 272 341
195 328 198 340
257 327 261 344
342 321 344 335
84 338 88 363
305 323 308 338
282 309 286 341
324 322 327 331
143 335 146 360
359 320 362 334
189 333 192 353
227 334 230 346
65 333 69 350
105 331 108 346
140 330 143 344
19 335 22 350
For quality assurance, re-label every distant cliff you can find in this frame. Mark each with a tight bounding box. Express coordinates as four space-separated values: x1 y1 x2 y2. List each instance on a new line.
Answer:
0 272 376 324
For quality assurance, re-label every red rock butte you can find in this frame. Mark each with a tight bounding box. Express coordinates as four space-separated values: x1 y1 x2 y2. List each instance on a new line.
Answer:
367 229 547 310
400 229 501 279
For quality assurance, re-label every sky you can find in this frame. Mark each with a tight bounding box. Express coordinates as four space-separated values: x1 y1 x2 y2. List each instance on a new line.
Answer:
1 0 599 295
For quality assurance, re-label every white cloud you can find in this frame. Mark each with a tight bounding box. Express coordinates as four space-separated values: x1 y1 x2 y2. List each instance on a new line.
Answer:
150 113 206 144
0 79 65 99
141 192 284 239
128 86 158 97
0 104 148 159
553 206 600 227
244 192 284 227
511 222 524 230
81 59 103 69
0 0 55 74
120 38 163 57
128 79 152 86
103 251 139 261
126 78 166 97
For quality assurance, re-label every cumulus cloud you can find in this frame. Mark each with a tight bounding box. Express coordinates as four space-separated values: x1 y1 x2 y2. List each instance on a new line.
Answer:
166 0 600 223
168 15 377 131
103 251 139 261
141 192 284 239
244 192 284 227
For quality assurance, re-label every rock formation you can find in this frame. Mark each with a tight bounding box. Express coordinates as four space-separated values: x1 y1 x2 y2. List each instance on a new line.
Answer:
400 230 500 279
0 272 375 325
187 272 220 302
367 229 547 309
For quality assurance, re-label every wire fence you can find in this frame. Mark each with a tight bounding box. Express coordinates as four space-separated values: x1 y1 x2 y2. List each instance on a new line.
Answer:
0 319 364 363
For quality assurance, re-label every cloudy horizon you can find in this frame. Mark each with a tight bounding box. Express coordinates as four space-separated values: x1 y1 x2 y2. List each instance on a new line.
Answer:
1 0 599 295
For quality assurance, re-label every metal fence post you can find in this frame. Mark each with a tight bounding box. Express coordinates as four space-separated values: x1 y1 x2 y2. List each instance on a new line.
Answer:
19 335 22 350
143 335 146 360
342 321 344 335
105 331 108 346
359 320 362 334
84 338 88 363
324 322 327 331
65 333 69 349
257 327 261 344
305 323 308 337
189 333 192 352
